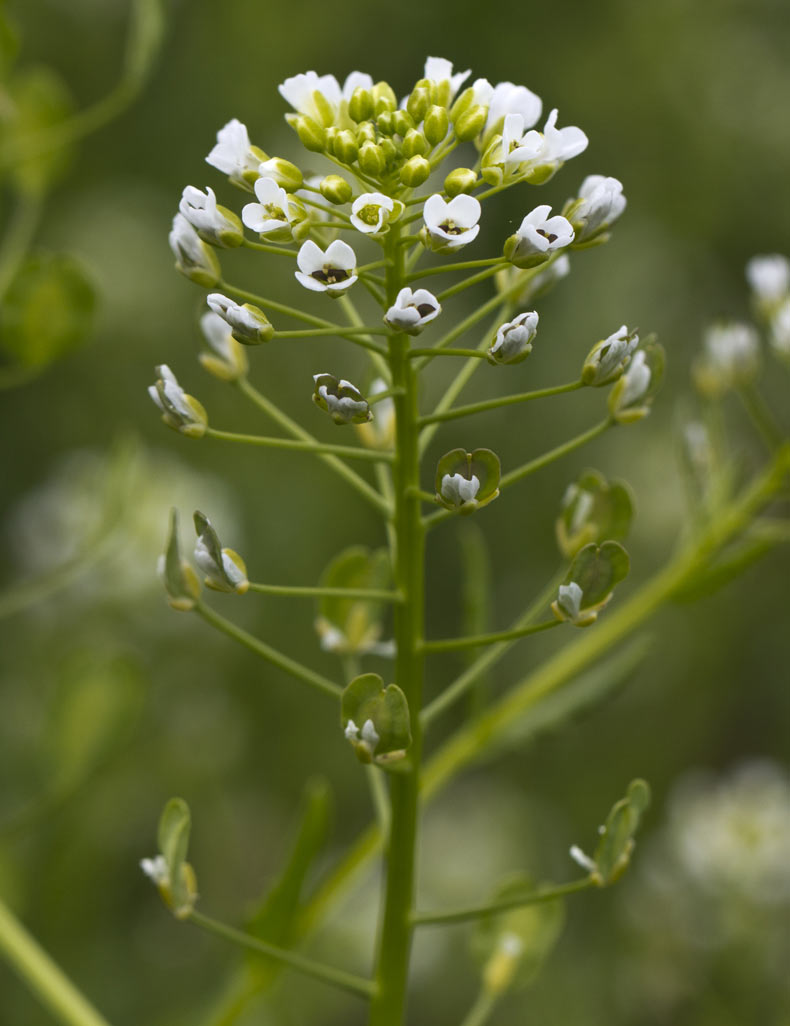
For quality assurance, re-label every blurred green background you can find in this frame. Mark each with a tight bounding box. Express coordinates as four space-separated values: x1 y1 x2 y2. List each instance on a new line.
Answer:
1 0 789 1023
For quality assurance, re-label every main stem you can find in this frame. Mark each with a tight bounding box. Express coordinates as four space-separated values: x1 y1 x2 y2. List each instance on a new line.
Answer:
368 227 425 1026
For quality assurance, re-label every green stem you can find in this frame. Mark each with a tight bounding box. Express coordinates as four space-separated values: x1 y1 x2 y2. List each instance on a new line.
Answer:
187 910 374 999
737 381 784 451
368 224 425 1026
366 765 391 839
204 427 393 463
219 281 333 330
499 419 612 491
194 601 342 701
248 583 402 602
236 379 389 515
421 619 560 654
0 194 42 302
273 326 391 338
338 294 391 380
458 989 500 1026
408 348 489 360
436 264 505 303
241 239 297 258
405 258 503 282
413 877 593 926
0 898 112 1026
418 380 584 426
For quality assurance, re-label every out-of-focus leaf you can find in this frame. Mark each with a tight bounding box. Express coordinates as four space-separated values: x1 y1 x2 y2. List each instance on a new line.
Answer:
592 778 651 885
0 6 19 82
247 777 332 946
124 0 166 91
2 65 74 193
672 527 787 603
0 252 96 368
314 546 391 655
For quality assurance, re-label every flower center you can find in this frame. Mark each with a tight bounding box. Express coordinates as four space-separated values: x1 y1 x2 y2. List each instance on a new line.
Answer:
312 265 350 284
264 203 286 221
439 219 464 235
416 303 435 317
359 204 381 226
536 228 558 243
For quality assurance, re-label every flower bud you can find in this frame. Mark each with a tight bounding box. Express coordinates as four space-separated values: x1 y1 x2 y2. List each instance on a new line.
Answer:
334 130 359 165
392 109 415 136
158 509 201 611
487 311 539 365
608 343 664 423
348 85 374 123
379 138 397 165
372 80 397 112
148 365 208 438
169 214 221 287
198 311 249 382
399 155 431 188
207 293 274 345
406 85 431 123
179 186 243 248
259 157 303 192
312 373 372 425
356 120 377 145
193 511 249 594
292 114 326 152
454 104 487 141
449 86 476 121
423 105 450 146
358 141 386 177
582 326 639 386
323 126 338 155
320 174 353 205
444 167 478 197
376 111 395 135
402 128 428 159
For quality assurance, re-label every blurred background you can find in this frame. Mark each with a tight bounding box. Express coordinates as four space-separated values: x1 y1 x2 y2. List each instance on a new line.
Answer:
1 0 789 1023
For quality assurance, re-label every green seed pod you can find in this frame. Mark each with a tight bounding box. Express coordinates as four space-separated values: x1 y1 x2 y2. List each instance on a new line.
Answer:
454 104 487 142
320 174 353 205
424 105 450 147
293 115 326 153
334 129 359 165
402 128 428 159
358 141 386 177
399 155 431 188
444 167 478 197
348 85 374 123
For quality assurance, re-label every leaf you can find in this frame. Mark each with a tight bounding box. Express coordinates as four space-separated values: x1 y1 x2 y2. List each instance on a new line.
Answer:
0 252 96 368
2 65 74 193
341 672 411 765
565 541 630 610
592 778 651 885
158 797 191 879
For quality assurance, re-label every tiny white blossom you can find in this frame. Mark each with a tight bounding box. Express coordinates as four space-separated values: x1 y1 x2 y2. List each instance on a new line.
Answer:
617 350 652 407
344 718 360 741
242 176 300 235
201 312 234 360
423 57 471 101
206 293 272 343
384 287 441 335
295 239 358 295
569 844 597 874
206 119 263 185
140 854 169 886
350 192 395 235
441 473 480 507
485 80 542 136
572 175 627 242
179 186 241 244
168 213 220 284
489 108 587 183
745 254 790 305
148 365 192 421
583 325 639 385
360 718 380 748
507 205 575 267
278 70 373 124
557 582 584 621
488 311 539 365
422 194 481 252
701 322 760 385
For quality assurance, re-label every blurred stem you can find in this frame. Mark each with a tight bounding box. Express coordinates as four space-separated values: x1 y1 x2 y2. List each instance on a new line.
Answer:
737 381 784 451
0 898 113 1026
420 619 560 654
412 877 593 926
236 379 389 515
248 583 402 601
204 426 393 463
408 348 489 360
404 257 503 282
187 911 375 999
436 264 505 302
366 765 391 839
338 293 391 379
498 418 613 491
194 600 342 701
457 988 500 1026
418 380 584 426
0 193 42 302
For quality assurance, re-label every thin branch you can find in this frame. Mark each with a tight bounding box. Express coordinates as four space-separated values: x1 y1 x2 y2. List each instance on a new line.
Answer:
412 877 593 926
204 427 394 463
418 380 584 426
408 348 489 361
420 619 560 654
499 418 612 491
248 582 402 602
436 264 504 303
405 257 504 283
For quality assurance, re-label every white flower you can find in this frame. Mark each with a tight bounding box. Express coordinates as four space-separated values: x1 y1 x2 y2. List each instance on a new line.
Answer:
422 194 481 252
487 108 588 184
582 325 639 385
168 213 220 285
557 581 583 621
295 240 358 295
769 298 790 356
351 192 395 235
148 365 208 437
194 533 247 592
198 312 248 381
702 322 760 383
312 373 371 425
617 349 652 407
746 254 790 305
569 844 597 874
488 311 539 365
485 80 542 136
242 176 301 235
278 70 373 125
506 205 575 267
440 473 480 507
384 287 441 335
205 119 263 186
423 57 471 102
178 186 242 245
206 293 272 344
140 854 169 886
572 175 627 242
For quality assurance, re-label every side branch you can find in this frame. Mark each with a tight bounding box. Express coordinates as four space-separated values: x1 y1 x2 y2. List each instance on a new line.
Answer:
418 380 584 426
205 427 394 463
412 877 593 926
194 601 342 701
249 583 403 602
498 418 613 491
420 619 559 654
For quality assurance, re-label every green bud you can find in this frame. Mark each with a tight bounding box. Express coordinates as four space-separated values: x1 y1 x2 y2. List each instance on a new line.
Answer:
406 85 431 123
348 85 374 122
334 129 359 165
323 126 337 155
158 509 201 611
454 104 487 142
319 174 353 205
372 80 397 111
376 111 395 136
358 141 386 177
392 109 415 136
292 114 326 153
444 167 478 197
312 89 335 128
379 138 397 165
259 157 303 192
399 155 431 188
424 105 449 147
402 128 428 159
449 86 475 121
356 120 377 145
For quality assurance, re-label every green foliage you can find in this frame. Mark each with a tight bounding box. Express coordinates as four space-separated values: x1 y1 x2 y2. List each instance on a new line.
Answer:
123 0 167 92
156 797 198 918
2 65 74 194
555 469 634 559
341 672 411 766
314 546 391 654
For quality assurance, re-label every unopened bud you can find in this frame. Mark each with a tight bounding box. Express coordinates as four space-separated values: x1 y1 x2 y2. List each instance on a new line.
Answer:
392 109 415 136
258 157 303 192
320 174 353 205
356 120 377 145
372 81 397 112
334 130 359 165
406 85 431 123
454 104 487 141
399 155 431 188
444 167 478 197
376 111 395 136
424 105 449 146
358 141 386 177
348 86 374 123
402 128 428 159
292 114 325 153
